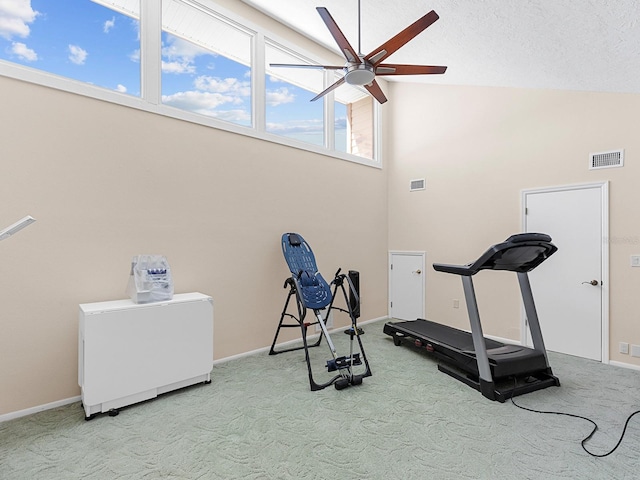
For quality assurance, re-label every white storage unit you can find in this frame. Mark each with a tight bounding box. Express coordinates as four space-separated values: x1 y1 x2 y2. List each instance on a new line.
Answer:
78 292 213 419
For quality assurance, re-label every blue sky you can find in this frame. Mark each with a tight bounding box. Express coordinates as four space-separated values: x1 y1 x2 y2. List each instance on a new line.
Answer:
0 0 347 146
0 1 140 92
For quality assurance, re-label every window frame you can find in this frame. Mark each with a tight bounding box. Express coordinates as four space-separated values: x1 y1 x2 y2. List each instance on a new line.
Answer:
0 0 382 168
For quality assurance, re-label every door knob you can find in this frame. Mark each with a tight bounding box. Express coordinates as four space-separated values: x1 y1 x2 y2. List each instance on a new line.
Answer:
581 280 599 286
413 269 422 274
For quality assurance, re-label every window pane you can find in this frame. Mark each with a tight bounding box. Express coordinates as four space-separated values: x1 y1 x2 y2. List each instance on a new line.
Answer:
265 42 324 147
0 0 141 95
335 82 374 159
161 0 252 127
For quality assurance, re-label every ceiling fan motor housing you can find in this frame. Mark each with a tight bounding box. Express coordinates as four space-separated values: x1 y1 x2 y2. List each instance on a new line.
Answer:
345 62 376 86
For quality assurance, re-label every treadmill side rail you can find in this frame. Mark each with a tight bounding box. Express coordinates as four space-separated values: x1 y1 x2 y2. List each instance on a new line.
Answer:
518 271 550 365
461 276 493 385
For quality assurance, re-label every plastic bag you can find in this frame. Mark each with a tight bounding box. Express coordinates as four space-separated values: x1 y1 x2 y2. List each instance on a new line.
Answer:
126 254 174 303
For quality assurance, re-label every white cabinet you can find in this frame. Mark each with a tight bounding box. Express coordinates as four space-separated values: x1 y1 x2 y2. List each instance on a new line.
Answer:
78 292 213 419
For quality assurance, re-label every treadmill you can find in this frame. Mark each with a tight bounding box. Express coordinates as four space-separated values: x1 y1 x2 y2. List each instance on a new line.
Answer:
384 233 560 402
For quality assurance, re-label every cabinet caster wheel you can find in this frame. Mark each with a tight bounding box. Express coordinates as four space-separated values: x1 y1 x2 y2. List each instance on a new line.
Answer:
85 414 97 421
204 379 212 384
108 409 120 417
393 336 402 346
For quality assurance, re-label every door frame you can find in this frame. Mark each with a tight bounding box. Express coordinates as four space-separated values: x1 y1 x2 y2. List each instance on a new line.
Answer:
388 251 426 320
520 181 609 363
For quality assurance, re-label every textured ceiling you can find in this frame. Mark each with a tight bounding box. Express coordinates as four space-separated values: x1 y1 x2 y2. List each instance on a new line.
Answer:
241 0 640 94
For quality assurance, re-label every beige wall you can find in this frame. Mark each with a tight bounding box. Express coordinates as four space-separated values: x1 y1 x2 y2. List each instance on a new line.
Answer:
0 74 389 415
3 0 639 417
386 82 640 367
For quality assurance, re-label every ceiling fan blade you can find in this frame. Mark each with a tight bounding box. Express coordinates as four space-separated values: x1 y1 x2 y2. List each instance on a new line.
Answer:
375 64 447 75
316 7 361 64
364 79 388 104
310 76 347 102
270 63 346 70
364 10 439 66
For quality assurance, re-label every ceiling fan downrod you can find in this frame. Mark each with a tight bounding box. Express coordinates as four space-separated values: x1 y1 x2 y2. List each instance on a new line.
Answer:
344 0 376 86
357 0 362 56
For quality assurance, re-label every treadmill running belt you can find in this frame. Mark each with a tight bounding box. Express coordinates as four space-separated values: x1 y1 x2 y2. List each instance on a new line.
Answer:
389 318 503 352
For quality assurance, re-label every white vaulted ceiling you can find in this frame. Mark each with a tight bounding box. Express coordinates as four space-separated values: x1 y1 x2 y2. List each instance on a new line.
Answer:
241 0 640 94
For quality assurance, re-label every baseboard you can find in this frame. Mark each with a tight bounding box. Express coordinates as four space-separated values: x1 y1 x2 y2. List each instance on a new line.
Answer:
483 333 522 346
485 337 640 370
212 316 387 366
0 395 81 423
0 316 384 422
609 360 640 372
480 336 640 371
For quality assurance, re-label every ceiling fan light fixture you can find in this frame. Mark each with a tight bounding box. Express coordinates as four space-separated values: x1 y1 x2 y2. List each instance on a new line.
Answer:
345 64 376 85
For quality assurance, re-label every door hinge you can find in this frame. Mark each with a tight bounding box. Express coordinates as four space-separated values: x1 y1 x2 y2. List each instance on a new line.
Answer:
390 264 393 270
390 301 393 308
525 207 528 215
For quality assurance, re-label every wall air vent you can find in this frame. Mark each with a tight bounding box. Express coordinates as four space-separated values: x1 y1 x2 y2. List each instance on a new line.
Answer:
410 178 426 191
590 149 624 170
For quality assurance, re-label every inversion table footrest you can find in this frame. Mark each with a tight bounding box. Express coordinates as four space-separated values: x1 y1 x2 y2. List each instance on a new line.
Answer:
327 354 362 372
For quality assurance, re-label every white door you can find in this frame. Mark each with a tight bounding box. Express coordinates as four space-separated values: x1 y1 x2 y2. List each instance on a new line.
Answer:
523 183 607 361
389 252 425 320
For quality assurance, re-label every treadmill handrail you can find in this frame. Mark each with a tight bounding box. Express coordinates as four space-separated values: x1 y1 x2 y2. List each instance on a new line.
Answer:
433 233 557 276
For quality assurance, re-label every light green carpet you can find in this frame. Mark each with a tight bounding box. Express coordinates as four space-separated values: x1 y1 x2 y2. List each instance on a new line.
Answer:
1 319 639 479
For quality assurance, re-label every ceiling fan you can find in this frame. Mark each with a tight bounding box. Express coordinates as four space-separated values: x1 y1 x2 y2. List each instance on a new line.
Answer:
270 1 447 104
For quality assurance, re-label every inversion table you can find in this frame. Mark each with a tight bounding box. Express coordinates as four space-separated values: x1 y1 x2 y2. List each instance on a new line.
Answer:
270 233 372 390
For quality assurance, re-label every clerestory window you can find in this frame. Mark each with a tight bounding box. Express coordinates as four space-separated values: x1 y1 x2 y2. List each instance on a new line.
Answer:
0 0 380 165
160 0 252 127
264 41 324 147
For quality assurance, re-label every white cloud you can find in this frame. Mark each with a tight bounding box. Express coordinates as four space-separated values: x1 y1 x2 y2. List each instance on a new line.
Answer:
10 41 36 61
116 84 127 93
68 44 88 65
161 60 195 74
162 36 208 61
266 87 295 107
103 16 115 33
194 76 250 97
161 36 211 75
162 90 240 114
0 0 39 40
131 18 139 40
214 109 251 125
266 118 323 135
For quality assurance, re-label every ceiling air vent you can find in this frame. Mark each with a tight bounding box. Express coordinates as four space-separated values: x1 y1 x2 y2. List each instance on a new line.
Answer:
590 149 624 170
410 178 426 191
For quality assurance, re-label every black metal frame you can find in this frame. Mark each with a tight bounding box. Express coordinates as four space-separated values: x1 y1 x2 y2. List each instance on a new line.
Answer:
270 270 372 391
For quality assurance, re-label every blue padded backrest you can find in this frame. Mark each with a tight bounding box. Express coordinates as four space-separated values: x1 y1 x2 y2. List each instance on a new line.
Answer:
282 233 332 310
282 233 318 275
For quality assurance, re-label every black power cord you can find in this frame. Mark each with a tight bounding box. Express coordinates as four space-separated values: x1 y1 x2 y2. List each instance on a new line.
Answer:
509 378 640 457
